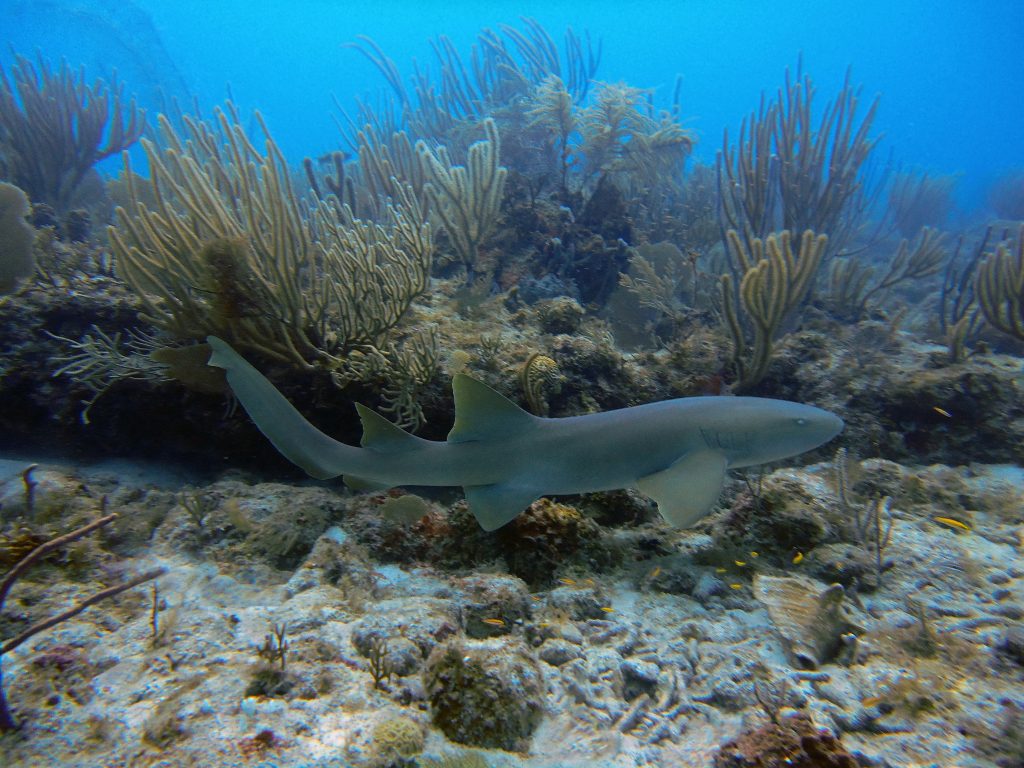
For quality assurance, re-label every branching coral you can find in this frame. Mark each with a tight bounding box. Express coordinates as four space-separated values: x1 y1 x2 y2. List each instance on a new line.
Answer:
0 53 144 212
976 227 1024 342
109 105 433 374
527 74 576 190
718 62 879 260
348 19 600 137
720 229 828 391
418 118 507 282
886 171 957 237
579 81 692 192
827 227 947 320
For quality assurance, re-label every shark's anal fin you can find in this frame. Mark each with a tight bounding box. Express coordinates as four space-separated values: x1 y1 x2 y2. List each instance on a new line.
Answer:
448 374 537 443
637 449 728 527
463 484 540 531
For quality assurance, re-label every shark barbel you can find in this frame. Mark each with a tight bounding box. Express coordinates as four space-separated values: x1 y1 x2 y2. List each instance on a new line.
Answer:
207 336 843 531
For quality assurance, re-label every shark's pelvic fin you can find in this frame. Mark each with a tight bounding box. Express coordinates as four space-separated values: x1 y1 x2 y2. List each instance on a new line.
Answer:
448 374 537 443
343 475 393 492
637 449 728 527
464 483 541 532
206 336 348 480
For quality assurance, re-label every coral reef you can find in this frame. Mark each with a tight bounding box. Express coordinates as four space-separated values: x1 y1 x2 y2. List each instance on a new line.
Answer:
1 12 1023 768
497 499 609 587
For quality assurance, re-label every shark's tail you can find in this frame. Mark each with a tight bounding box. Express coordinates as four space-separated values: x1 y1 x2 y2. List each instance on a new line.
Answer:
206 336 357 479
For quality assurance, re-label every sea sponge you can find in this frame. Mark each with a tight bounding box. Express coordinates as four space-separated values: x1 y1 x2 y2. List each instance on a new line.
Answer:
423 638 544 752
0 182 35 293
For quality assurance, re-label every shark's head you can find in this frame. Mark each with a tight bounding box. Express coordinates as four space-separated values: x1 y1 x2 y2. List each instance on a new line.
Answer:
696 397 844 468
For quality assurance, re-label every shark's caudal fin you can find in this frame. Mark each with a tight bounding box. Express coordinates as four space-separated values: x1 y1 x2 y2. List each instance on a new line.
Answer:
448 374 543 531
637 449 728 527
206 336 354 480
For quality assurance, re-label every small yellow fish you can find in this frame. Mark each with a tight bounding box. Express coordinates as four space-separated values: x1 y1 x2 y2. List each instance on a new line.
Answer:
481 618 506 627
729 583 743 590
600 606 614 613
558 577 577 586
933 406 952 418
648 566 662 579
716 567 727 573
530 595 542 602
793 552 804 564
861 695 883 708
735 560 747 566
934 516 971 532
750 551 759 558
582 578 596 587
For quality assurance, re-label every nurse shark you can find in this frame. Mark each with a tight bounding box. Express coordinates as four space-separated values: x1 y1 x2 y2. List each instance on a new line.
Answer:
206 336 843 531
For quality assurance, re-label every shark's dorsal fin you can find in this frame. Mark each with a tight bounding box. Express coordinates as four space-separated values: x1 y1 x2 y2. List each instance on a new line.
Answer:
448 374 536 444
464 483 541 531
637 449 728 527
347 403 419 492
356 403 421 453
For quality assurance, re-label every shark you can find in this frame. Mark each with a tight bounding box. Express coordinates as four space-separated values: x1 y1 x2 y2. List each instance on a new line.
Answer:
206 336 844 531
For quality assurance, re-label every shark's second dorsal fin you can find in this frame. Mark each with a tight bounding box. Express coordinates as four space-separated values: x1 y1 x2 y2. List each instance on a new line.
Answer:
355 403 421 453
448 374 536 443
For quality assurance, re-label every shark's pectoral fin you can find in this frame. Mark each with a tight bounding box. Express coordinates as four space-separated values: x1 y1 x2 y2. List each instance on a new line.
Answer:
463 483 540 532
637 449 728 527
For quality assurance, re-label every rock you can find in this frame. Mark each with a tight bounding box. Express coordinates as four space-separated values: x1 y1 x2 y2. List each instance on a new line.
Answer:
538 638 582 666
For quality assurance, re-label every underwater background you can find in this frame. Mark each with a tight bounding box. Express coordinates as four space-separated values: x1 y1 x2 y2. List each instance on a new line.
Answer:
1 1 1023 766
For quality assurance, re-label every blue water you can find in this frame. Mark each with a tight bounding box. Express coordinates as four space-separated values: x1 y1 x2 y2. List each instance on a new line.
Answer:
3 0 1022 212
